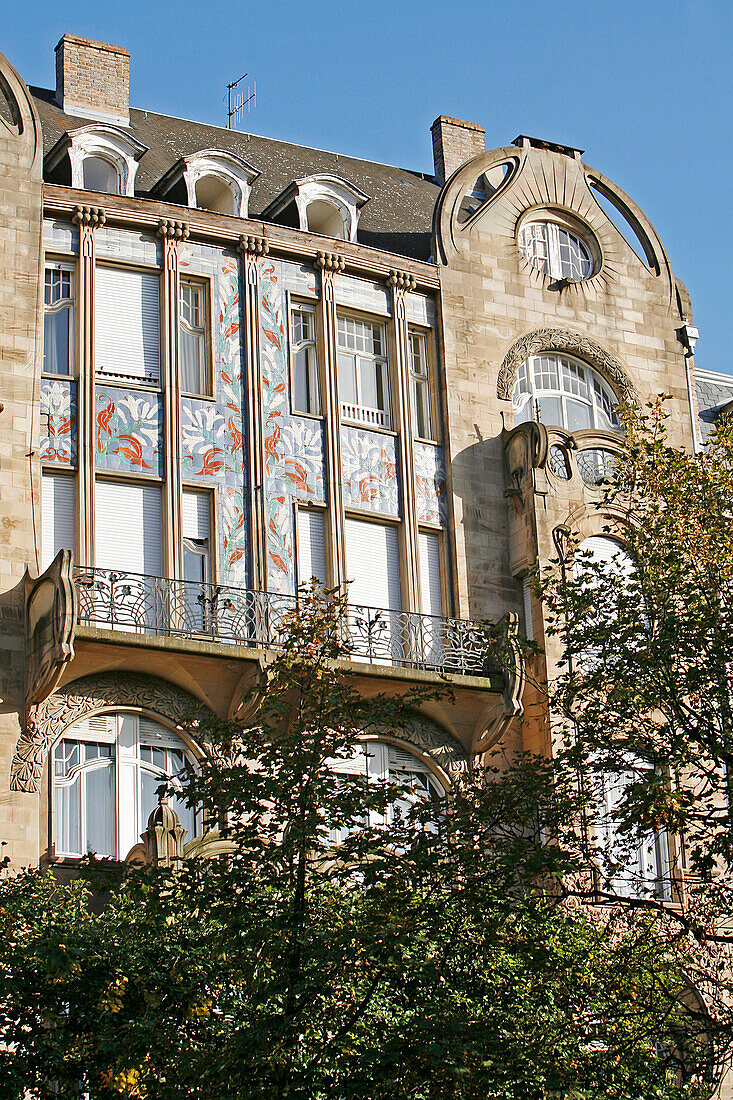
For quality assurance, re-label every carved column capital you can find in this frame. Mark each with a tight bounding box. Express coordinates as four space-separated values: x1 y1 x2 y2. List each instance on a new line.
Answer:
71 205 106 228
386 268 417 291
237 234 269 257
157 218 189 241
315 251 345 272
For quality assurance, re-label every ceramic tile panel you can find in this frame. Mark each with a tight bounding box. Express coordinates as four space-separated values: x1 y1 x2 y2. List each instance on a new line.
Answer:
95 385 164 477
334 273 390 317
94 226 161 267
277 259 318 297
414 442 447 527
43 218 78 255
406 292 437 328
272 417 327 503
341 426 400 517
40 378 77 466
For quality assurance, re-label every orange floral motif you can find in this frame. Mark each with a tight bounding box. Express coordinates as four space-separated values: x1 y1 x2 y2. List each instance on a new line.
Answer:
200 448 226 476
116 434 152 469
97 398 115 439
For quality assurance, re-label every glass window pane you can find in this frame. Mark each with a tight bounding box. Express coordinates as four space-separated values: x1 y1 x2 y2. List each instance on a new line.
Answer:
338 353 357 405
565 399 593 432
180 328 203 392
535 395 563 426
359 357 379 409
83 156 119 195
55 773 81 855
84 763 115 857
44 307 71 375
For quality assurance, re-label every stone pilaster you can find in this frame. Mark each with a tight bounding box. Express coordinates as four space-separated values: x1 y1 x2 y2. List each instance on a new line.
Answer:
388 269 420 612
72 204 106 566
315 251 346 593
238 235 269 591
157 219 189 579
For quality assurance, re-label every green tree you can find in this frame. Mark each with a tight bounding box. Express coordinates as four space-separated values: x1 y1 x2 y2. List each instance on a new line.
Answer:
0 586 725 1098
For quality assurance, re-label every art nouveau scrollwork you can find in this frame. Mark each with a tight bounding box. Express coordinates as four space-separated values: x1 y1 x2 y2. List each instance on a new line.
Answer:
497 328 636 405
11 671 206 793
503 420 549 504
24 549 76 712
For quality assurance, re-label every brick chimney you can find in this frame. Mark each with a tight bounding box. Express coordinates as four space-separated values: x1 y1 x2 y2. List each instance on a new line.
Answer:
431 116 486 185
55 34 130 126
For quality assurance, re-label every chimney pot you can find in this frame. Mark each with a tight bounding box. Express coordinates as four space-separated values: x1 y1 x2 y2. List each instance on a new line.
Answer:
431 115 485 186
55 34 130 126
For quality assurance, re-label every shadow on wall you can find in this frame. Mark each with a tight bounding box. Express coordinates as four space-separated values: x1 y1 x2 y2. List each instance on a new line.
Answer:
449 429 517 625
0 578 26 715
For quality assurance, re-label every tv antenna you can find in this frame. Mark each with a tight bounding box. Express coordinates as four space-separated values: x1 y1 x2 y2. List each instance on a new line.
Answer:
226 72 256 130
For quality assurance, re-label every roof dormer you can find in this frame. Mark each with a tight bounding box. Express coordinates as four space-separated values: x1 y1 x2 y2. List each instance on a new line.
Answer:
152 149 259 218
45 124 147 196
262 174 370 242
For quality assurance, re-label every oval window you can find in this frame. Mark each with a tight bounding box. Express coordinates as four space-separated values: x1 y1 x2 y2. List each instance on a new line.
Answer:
518 216 595 281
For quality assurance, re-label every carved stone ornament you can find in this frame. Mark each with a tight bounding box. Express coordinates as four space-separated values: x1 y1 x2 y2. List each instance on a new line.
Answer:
24 549 76 713
473 612 525 755
503 421 549 503
373 714 470 785
126 797 188 868
386 269 417 291
157 218 189 241
71 204 106 228
315 250 345 272
496 328 636 404
11 672 207 794
238 234 269 256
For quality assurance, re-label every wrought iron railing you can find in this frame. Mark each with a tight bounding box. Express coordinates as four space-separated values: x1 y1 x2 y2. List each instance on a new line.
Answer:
73 567 499 677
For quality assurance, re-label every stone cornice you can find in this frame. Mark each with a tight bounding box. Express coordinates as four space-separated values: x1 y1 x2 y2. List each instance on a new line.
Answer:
42 185 440 290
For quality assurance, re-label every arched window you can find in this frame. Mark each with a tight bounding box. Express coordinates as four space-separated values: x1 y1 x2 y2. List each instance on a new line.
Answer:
52 712 198 860
326 739 445 843
512 353 620 432
305 198 347 240
82 154 120 195
194 174 236 216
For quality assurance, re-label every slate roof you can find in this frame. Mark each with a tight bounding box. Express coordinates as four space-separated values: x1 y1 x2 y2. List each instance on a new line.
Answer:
696 370 733 442
29 86 440 262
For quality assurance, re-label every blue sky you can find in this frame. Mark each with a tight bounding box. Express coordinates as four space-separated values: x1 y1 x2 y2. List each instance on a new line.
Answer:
5 0 731 372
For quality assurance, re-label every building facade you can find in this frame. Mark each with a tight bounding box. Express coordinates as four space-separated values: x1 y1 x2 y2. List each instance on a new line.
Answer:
0 35 727 892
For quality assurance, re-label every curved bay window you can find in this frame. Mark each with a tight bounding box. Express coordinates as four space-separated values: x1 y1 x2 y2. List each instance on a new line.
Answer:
512 353 620 432
326 739 446 843
53 712 198 860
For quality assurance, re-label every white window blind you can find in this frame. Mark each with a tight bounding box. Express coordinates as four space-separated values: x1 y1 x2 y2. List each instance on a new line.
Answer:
42 472 75 570
419 532 442 618
182 490 210 542
345 518 401 611
95 479 163 576
297 508 327 587
94 266 161 383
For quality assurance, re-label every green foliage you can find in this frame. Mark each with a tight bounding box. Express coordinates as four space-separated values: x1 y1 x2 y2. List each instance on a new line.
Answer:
0 586 723 1097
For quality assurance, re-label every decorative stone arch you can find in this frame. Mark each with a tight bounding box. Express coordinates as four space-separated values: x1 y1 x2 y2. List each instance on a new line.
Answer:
496 328 636 406
365 713 470 787
11 672 208 793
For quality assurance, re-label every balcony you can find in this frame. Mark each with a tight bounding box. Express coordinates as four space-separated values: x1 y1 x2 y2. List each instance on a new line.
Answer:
72 567 501 677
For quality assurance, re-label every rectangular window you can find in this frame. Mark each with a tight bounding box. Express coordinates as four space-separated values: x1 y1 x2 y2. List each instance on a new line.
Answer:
297 508 327 588
595 765 672 900
182 489 211 631
419 530 444 667
345 517 402 665
94 266 161 384
179 278 211 396
44 265 75 376
291 303 321 415
95 479 163 577
409 331 432 439
42 471 75 570
337 315 390 429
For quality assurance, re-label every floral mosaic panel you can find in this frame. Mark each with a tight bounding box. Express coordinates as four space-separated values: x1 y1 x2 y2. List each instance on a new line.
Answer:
41 378 78 466
95 386 164 477
341 427 400 517
414 442 447 527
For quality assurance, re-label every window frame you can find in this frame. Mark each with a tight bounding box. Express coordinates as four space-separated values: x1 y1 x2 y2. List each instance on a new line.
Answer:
294 500 329 591
82 153 122 196
43 259 77 378
51 711 199 862
407 326 437 442
336 311 392 430
288 296 322 418
178 274 214 398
